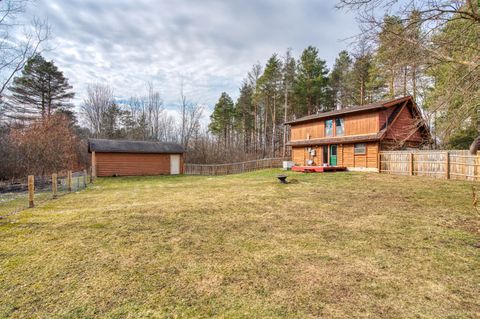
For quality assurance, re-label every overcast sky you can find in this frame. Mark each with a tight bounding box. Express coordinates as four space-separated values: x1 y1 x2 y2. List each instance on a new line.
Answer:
26 0 359 112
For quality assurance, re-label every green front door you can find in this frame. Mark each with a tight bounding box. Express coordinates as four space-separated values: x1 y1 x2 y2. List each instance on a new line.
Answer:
330 145 337 166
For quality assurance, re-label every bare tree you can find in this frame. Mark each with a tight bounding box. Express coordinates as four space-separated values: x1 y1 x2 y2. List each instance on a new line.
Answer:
80 83 115 137
337 0 480 153
0 0 49 100
178 81 204 150
146 82 164 140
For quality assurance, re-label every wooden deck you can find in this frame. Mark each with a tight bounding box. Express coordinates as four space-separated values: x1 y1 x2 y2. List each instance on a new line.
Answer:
292 166 347 173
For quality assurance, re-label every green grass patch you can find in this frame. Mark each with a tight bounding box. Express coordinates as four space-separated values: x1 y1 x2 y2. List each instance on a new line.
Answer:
0 170 479 318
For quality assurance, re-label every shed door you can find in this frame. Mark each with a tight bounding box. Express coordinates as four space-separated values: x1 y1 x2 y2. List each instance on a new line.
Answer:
170 155 180 175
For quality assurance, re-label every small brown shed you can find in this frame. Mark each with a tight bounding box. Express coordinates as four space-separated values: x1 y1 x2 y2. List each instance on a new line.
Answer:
88 139 185 177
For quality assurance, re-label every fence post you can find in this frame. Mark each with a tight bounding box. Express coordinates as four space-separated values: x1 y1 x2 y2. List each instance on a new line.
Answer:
52 173 58 198
67 170 72 192
28 175 34 208
445 151 450 179
409 153 414 176
83 169 87 187
377 152 381 173
475 151 480 182
91 151 97 181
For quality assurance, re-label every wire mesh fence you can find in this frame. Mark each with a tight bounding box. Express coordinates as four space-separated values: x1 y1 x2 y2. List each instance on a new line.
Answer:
0 169 91 218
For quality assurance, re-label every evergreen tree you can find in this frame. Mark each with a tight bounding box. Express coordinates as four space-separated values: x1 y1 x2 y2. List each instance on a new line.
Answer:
425 14 480 148
295 46 330 115
257 54 283 156
209 92 235 146
329 50 353 109
235 81 254 151
376 16 405 98
7 54 74 120
281 48 296 155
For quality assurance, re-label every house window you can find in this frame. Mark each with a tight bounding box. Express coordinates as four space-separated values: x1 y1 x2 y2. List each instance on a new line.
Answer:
325 119 333 137
335 118 344 136
354 143 366 155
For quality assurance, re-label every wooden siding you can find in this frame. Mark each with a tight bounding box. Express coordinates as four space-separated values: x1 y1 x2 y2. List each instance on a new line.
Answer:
290 111 379 141
344 112 379 136
95 152 182 176
385 106 422 142
378 107 396 128
292 142 379 168
343 144 354 167
291 121 325 141
292 147 305 165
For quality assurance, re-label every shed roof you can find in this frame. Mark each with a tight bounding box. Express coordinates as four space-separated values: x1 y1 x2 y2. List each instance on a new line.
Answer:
285 96 412 125
88 139 185 154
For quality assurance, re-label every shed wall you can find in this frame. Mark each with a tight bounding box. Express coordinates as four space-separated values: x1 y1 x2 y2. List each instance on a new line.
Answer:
95 152 182 176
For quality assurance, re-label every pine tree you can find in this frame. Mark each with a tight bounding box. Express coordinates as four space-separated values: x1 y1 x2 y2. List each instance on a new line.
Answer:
7 54 74 120
329 50 353 109
235 81 254 152
295 46 330 115
376 16 405 98
209 92 235 146
257 54 283 156
282 48 296 156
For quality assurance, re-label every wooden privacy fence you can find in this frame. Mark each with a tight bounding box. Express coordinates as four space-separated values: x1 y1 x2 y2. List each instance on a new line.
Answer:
184 158 288 175
379 150 480 181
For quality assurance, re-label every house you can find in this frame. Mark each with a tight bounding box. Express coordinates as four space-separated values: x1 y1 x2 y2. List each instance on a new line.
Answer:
285 96 431 171
88 139 185 177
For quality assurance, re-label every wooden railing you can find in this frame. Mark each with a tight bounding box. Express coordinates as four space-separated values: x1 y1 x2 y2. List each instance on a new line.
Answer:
184 158 288 176
380 150 480 181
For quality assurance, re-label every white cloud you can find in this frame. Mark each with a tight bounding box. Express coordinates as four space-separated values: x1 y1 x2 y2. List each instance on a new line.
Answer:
24 0 359 114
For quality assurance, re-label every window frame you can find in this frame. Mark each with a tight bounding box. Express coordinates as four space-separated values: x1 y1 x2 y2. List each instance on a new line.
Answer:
354 143 366 155
335 118 344 136
325 119 333 137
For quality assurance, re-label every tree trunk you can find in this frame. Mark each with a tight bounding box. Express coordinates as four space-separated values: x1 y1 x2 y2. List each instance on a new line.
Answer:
271 95 276 157
360 79 365 106
282 85 288 157
469 136 480 155
389 68 395 98
412 63 417 101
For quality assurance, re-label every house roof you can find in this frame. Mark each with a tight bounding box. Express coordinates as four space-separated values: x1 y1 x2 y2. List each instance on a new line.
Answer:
285 96 412 125
88 139 185 154
286 131 386 147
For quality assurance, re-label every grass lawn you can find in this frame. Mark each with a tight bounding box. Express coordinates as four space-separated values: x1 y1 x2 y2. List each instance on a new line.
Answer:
0 170 479 318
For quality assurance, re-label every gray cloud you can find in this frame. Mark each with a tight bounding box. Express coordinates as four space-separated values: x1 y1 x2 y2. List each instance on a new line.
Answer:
25 0 358 111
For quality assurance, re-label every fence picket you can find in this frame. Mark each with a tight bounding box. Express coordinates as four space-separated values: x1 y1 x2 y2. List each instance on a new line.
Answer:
380 150 478 181
184 158 288 176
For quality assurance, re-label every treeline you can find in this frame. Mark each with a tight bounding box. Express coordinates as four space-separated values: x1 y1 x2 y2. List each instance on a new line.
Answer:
210 1 480 157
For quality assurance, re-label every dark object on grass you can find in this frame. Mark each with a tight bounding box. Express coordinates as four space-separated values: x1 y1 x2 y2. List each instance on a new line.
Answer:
277 175 288 184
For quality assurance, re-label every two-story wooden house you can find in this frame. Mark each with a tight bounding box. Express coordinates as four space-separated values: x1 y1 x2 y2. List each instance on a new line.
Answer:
285 96 431 171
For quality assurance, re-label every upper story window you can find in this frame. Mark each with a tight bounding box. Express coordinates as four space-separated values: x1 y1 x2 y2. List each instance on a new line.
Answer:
325 119 333 137
335 118 344 136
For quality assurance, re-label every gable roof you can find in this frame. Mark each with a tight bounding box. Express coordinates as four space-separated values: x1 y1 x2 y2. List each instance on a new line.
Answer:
285 96 413 125
88 139 185 154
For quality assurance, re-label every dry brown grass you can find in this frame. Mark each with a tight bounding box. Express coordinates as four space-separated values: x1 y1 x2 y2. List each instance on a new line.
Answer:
0 170 479 318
